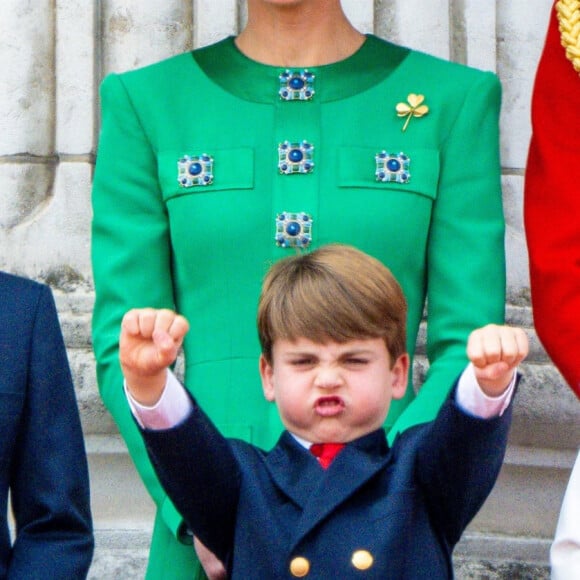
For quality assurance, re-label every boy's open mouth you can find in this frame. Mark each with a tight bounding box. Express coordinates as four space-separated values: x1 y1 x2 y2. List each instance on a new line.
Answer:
314 396 345 416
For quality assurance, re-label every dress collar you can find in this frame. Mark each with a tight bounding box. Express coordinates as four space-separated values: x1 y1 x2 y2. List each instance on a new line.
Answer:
191 34 410 103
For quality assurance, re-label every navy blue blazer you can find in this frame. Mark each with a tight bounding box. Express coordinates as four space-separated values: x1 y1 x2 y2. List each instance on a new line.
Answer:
143 386 512 579
0 273 93 579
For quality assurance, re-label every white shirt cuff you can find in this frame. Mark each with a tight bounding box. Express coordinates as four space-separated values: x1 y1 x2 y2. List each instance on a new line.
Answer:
455 363 516 419
125 369 193 430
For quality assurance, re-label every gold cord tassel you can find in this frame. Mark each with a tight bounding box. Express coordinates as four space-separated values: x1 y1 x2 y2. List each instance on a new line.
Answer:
556 0 580 75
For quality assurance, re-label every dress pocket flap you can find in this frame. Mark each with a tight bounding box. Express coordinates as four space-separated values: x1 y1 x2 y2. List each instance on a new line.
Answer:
338 147 440 200
158 147 254 202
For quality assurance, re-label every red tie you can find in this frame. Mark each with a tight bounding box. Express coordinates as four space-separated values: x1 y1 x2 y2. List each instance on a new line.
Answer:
310 443 346 469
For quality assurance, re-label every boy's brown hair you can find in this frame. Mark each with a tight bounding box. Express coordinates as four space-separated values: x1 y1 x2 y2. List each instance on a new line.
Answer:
257 244 407 363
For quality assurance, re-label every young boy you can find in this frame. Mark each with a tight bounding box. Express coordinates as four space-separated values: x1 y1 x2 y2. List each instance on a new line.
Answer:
120 244 527 579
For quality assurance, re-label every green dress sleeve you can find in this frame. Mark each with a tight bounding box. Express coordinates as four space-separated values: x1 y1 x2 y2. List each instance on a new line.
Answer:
388 71 506 442
91 73 186 540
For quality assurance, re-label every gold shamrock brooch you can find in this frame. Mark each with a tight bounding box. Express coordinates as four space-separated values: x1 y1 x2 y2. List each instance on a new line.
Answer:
396 94 429 132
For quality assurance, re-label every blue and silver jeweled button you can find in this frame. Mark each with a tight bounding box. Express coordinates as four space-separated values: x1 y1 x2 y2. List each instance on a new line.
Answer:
279 70 315 101
375 151 410 183
275 212 313 248
177 154 214 187
278 141 314 174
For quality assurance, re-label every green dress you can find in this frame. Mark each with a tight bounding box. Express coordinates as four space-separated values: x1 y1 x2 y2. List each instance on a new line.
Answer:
92 35 505 579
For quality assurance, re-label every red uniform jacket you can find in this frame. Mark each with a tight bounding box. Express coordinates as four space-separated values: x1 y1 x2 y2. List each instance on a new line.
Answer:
524 1 580 396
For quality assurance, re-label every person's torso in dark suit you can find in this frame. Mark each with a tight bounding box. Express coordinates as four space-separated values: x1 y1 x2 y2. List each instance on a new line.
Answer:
0 272 93 579
144 387 512 579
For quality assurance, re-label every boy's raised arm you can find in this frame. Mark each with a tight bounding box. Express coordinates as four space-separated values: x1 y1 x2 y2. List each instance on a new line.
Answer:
120 308 189 406
466 324 529 397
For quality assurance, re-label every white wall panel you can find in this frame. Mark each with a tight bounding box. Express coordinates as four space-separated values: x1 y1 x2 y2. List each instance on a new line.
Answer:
0 163 53 234
341 0 374 34
388 0 450 60
464 0 496 72
0 0 54 155
102 0 193 74
194 0 238 48
0 163 92 280
56 0 97 154
497 0 554 168
502 174 529 295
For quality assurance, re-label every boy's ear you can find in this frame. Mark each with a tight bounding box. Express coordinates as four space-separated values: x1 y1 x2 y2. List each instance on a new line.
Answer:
390 353 410 400
259 354 276 402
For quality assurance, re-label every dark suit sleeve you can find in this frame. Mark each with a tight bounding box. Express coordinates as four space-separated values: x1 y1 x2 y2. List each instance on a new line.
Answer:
524 2 580 395
141 402 241 565
8 285 94 579
415 384 513 546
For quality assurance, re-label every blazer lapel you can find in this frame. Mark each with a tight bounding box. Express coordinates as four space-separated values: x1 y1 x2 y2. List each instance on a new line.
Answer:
265 432 328 508
268 430 392 549
302 431 391 537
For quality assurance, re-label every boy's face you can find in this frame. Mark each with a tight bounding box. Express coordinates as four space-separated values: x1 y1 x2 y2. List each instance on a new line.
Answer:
259 337 408 443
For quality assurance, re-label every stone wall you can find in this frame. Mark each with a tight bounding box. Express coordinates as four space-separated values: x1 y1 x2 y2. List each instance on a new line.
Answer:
0 1 576 577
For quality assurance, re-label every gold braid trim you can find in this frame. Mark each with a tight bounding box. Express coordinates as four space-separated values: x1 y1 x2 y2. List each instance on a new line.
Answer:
556 0 580 75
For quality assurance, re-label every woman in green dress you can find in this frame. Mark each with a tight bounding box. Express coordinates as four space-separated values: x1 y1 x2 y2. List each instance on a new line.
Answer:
91 1 505 578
